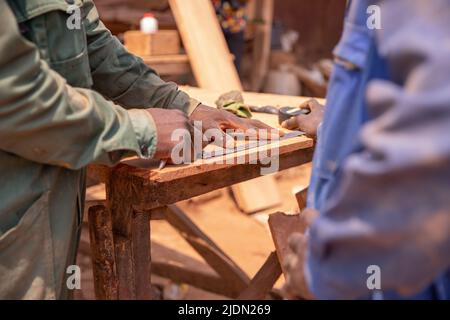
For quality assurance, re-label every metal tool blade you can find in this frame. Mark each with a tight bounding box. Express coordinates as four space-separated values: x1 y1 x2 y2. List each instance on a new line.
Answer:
200 130 305 160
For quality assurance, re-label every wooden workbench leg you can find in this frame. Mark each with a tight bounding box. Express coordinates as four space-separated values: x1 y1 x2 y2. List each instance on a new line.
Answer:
110 209 152 300
237 251 282 300
131 210 152 299
107 171 152 300
88 205 118 300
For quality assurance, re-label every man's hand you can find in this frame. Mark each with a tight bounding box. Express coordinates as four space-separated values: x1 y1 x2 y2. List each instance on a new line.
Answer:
281 99 325 138
282 208 319 300
146 108 195 161
190 104 282 140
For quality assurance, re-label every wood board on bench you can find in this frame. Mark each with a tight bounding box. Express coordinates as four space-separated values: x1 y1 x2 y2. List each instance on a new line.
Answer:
88 88 316 210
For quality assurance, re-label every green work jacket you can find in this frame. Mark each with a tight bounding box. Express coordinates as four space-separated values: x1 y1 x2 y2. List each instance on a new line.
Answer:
0 0 198 299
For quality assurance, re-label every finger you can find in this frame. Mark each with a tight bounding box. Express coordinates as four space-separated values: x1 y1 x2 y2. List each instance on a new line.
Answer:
191 126 208 161
248 119 284 138
223 118 282 140
308 99 323 111
182 121 197 163
281 116 300 130
283 253 298 274
249 119 274 131
281 283 302 300
302 208 319 226
302 99 323 113
288 233 307 254
216 131 236 150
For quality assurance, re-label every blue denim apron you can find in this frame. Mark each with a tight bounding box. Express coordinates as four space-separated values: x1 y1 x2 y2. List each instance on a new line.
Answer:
307 0 449 300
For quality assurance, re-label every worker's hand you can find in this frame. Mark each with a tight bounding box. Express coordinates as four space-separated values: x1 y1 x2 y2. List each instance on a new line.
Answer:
282 233 315 300
146 108 197 161
281 99 325 138
190 104 283 141
282 208 319 300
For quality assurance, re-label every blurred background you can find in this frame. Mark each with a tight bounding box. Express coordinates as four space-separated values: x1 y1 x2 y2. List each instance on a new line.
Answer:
94 0 346 97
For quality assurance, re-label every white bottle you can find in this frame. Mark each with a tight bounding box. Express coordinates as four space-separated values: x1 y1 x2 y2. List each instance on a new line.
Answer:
140 13 158 34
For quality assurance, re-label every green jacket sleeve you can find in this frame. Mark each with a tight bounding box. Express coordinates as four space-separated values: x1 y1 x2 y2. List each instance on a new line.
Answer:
0 1 157 170
82 0 200 114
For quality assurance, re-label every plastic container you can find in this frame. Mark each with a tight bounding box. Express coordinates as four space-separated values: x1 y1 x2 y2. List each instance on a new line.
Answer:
140 13 158 34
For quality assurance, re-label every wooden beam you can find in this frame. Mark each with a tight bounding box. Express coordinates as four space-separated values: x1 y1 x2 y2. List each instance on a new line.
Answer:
90 143 313 211
251 0 274 91
88 205 118 300
141 54 191 76
231 176 281 214
169 0 243 91
106 171 153 300
238 251 282 300
268 212 307 276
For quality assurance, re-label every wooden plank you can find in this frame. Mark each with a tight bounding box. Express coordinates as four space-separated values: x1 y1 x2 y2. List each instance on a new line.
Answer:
88 89 316 210
141 54 191 76
251 0 274 91
238 251 282 300
113 236 135 299
124 30 180 56
88 205 118 300
130 210 152 299
268 212 307 276
169 0 243 91
184 86 288 214
90 141 314 211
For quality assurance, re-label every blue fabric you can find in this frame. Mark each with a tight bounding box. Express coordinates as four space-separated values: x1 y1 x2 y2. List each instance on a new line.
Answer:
306 0 450 300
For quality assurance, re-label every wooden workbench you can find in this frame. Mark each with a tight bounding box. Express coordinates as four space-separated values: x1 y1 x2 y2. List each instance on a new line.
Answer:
87 88 316 300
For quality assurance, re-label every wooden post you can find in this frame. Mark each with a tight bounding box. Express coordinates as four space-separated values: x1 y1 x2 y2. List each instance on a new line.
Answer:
295 186 309 211
238 251 282 300
106 169 152 300
88 205 118 300
169 0 243 91
251 0 274 91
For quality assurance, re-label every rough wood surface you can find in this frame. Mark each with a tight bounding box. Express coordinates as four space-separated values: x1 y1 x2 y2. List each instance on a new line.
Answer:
131 210 152 299
106 171 152 299
88 205 118 300
268 212 307 276
124 30 180 56
88 89 317 204
295 186 309 211
238 251 282 300
169 0 242 91
90 142 314 210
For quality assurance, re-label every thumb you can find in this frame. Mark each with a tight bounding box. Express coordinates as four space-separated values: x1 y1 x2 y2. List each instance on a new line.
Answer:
281 116 298 130
288 233 307 255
